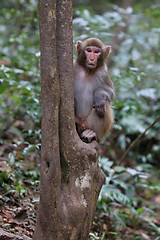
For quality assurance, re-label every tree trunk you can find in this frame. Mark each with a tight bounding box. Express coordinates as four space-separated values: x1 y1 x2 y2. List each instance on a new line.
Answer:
33 1 105 240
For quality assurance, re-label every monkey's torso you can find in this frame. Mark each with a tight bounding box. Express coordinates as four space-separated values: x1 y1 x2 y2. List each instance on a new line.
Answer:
74 62 112 119
74 62 94 119
74 61 114 142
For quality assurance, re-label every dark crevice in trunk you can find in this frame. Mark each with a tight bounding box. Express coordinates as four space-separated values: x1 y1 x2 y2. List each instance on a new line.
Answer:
60 151 70 184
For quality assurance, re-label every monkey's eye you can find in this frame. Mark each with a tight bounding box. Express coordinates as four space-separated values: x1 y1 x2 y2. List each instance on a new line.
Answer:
95 49 100 54
86 48 92 53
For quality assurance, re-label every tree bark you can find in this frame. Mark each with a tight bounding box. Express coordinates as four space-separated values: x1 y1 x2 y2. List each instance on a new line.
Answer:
33 1 105 240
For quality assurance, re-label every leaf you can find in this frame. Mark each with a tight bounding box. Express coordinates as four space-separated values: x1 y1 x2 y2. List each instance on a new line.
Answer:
114 166 126 173
137 88 157 100
0 83 10 93
127 168 138 176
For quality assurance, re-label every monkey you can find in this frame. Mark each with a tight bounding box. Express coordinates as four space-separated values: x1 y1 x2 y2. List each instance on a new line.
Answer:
74 38 114 143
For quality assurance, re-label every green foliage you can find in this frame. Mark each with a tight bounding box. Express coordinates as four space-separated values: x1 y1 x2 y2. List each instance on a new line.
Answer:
0 0 40 131
0 0 160 239
0 0 40 201
98 157 160 236
0 0 41 175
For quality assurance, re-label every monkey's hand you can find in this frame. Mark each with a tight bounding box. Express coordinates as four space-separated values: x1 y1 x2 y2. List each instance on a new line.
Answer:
105 92 112 102
94 100 106 118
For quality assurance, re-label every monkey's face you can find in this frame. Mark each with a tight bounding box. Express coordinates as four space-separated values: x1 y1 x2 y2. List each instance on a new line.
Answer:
84 46 101 69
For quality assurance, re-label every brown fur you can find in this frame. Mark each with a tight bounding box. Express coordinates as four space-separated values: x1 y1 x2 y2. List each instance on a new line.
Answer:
74 38 114 143
77 38 107 70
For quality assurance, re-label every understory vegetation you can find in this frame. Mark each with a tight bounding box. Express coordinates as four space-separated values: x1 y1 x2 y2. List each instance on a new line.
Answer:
0 0 160 239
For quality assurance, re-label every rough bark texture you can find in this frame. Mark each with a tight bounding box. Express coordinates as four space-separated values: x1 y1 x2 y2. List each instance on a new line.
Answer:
33 0 105 239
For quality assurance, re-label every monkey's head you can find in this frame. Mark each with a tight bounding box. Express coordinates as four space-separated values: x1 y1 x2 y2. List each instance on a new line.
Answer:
76 38 111 70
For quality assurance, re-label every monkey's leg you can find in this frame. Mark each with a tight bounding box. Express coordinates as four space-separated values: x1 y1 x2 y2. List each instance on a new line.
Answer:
75 117 87 135
85 102 113 142
75 117 95 142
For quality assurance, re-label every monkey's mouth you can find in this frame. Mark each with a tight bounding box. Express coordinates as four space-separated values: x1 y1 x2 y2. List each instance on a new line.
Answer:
87 63 96 69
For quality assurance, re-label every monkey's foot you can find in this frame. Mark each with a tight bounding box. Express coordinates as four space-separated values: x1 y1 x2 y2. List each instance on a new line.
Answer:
81 129 97 143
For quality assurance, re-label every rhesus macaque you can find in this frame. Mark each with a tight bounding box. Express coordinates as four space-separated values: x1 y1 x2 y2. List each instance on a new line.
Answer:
74 38 114 143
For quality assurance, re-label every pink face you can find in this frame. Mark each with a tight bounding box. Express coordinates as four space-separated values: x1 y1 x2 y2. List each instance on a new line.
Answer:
84 46 101 69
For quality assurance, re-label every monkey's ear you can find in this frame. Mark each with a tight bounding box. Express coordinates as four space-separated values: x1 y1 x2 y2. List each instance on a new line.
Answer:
106 45 111 57
76 40 82 52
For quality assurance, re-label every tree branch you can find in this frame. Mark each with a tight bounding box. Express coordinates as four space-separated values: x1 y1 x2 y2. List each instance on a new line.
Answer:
119 115 160 165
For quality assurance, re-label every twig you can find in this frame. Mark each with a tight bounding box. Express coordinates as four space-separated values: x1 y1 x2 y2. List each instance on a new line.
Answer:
119 115 160 165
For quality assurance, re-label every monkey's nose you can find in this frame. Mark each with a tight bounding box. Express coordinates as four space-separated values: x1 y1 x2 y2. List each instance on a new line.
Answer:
90 53 95 61
90 56 95 61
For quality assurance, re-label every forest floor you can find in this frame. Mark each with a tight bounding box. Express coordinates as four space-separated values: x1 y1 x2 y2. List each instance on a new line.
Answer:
0 132 160 240
0 162 38 239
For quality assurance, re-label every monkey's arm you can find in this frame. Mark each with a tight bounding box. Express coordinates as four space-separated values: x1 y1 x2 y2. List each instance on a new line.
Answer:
93 87 114 117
